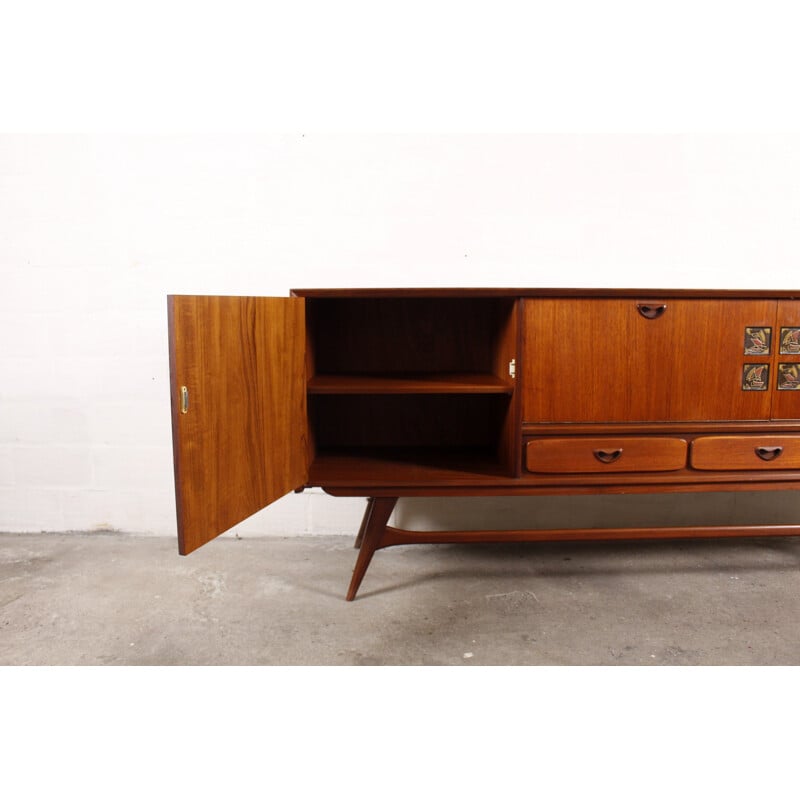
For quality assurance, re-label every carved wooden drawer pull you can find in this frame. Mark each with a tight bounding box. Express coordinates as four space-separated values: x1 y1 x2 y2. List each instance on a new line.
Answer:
594 448 623 464
637 303 667 320
755 446 783 461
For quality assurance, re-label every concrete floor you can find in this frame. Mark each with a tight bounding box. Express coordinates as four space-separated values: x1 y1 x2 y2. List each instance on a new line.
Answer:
1 531 799 665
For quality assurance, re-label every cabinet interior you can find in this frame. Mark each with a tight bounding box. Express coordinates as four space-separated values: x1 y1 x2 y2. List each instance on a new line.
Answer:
305 297 519 477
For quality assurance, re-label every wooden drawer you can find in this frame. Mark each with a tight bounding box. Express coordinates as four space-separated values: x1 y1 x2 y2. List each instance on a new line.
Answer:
525 437 688 473
690 436 800 470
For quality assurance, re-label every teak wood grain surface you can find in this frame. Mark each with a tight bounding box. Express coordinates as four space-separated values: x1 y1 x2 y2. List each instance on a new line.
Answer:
522 298 776 423
690 435 800 470
168 295 308 555
525 436 688 473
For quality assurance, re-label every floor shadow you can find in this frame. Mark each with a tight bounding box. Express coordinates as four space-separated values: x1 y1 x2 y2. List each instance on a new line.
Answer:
346 537 800 599
288 537 800 602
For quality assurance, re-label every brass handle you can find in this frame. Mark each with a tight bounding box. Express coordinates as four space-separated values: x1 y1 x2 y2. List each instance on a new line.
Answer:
755 446 783 461
594 448 623 464
637 303 667 320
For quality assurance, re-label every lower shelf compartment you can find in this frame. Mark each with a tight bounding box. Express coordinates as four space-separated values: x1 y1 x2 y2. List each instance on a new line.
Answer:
308 448 512 487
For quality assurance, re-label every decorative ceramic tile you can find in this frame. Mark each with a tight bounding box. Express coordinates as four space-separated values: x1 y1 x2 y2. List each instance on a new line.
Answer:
744 327 772 355
779 327 800 355
777 363 800 391
742 363 770 391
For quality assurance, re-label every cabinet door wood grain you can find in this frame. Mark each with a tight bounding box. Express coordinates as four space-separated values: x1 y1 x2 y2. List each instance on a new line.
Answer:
523 298 776 423
772 300 800 421
168 296 309 555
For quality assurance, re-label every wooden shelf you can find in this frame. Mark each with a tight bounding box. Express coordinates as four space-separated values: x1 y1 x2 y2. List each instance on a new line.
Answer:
307 372 513 395
308 448 511 487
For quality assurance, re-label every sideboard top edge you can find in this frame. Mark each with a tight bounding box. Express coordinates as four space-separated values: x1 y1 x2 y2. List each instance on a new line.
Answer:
290 288 800 299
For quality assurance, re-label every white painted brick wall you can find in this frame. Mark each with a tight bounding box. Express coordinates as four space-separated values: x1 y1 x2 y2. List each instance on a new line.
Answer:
2 134 800 537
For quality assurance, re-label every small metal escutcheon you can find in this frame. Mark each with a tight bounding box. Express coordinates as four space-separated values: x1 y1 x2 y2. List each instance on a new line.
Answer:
180 386 189 414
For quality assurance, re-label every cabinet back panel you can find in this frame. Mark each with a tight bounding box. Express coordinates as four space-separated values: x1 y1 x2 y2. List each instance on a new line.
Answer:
311 394 509 449
307 298 514 375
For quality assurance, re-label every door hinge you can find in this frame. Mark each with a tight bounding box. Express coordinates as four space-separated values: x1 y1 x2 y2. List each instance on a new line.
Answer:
509 358 516 379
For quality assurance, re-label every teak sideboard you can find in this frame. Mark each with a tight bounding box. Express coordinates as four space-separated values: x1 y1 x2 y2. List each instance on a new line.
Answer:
168 288 800 600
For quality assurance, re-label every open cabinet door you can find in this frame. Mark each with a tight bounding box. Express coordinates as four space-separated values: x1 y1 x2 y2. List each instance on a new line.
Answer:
168 295 308 554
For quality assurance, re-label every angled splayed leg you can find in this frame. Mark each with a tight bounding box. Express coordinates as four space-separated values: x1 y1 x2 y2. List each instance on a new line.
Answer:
354 497 375 549
346 497 398 601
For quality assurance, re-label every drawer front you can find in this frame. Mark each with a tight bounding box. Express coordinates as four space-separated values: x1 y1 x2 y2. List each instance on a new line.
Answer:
690 436 800 470
525 437 688 473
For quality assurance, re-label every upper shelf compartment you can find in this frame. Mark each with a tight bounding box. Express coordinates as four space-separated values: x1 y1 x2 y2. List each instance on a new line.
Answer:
308 372 513 395
304 296 519 389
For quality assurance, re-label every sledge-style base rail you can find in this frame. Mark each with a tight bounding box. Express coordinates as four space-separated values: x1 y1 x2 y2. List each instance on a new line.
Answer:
346 496 800 601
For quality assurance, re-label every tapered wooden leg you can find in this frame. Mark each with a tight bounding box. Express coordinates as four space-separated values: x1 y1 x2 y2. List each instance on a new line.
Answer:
354 497 375 549
346 497 397 601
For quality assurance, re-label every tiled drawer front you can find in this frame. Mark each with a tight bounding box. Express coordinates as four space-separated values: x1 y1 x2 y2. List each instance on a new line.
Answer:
525 437 688 474
690 436 800 470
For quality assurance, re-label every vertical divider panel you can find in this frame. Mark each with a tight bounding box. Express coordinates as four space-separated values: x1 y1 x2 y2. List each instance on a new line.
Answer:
493 298 522 476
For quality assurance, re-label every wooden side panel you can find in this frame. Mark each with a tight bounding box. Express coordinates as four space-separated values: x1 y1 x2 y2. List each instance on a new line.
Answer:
523 298 776 423
772 300 800 420
168 296 308 554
